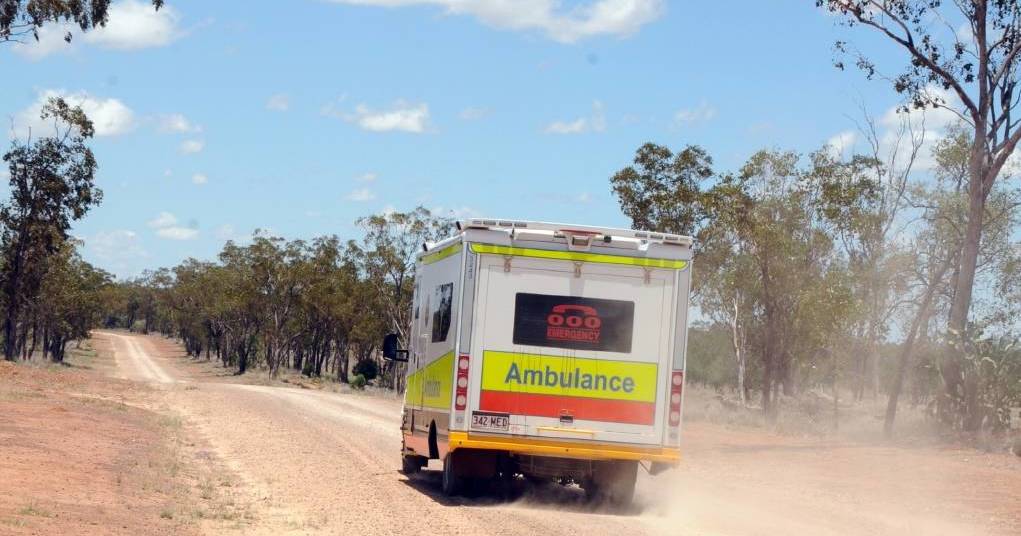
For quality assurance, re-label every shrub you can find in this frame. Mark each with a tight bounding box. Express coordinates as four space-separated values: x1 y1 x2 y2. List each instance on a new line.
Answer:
351 374 367 390
352 359 379 381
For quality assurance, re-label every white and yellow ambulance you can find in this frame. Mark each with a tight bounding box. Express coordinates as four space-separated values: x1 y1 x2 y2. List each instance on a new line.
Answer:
384 219 692 506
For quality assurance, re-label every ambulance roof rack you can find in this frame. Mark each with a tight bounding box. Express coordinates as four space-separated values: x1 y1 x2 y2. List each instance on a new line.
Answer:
457 218 694 247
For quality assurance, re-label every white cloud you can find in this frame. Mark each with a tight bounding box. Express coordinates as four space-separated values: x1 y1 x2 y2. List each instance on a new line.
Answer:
266 94 290 112
577 192 592 203
346 187 376 201
877 85 963 170
356 172 378 183
180 139 204 154
826 130 857 158
83 0 183 50
674 101 716 125
192 173 208 185
163 169 172 177
331 101 431 133
11 23 76 60
86 230 148 276
159 113 201 133
156 227 199 240
880 86 960 132
545 118 588 134
327 0 665 43
459 106 490 120
544 100 605 134
148 211 178 228
12 1 181 59
11 89 135 139
148 211 198 240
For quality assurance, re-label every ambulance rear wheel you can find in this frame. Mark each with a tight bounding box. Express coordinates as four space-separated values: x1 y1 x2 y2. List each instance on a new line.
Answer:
401 454 425 475
441 452 465 496
585 460 637 507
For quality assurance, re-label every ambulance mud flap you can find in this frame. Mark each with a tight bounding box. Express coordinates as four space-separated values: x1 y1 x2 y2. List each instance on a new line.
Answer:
647 461 672 475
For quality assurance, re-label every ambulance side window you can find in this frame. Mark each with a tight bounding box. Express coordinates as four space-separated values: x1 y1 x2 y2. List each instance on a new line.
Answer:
431 283 453 343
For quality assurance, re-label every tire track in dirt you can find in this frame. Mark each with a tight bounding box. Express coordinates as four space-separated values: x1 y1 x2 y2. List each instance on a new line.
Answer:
223 381 652 536
103 331 175 384
98 331 1021 536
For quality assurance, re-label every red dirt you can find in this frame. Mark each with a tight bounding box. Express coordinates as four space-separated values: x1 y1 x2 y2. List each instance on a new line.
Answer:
0 355 192 535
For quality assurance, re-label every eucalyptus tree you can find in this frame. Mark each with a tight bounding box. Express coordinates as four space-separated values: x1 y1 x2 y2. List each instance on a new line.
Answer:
1 97 102 360
815 115 922 401
34 243 112 361
612 145 862 417
721 150 857 416
356 207 452 389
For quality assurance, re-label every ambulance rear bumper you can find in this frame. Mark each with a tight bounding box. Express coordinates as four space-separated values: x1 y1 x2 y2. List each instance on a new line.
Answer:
447 431 681 463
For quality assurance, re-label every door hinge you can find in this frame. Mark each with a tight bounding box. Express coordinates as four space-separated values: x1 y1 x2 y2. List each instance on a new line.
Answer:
503 256 512 272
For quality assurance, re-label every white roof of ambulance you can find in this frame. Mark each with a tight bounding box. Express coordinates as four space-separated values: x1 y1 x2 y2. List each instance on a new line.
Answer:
417 219 693 262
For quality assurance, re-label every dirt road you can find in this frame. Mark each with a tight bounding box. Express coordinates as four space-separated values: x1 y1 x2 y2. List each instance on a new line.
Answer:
93 331 1021 536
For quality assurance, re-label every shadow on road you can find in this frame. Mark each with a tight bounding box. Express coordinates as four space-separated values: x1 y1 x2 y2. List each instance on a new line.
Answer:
399 469 642 516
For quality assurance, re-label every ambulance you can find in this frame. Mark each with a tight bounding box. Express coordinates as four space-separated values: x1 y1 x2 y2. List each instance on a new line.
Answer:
383 218 692 505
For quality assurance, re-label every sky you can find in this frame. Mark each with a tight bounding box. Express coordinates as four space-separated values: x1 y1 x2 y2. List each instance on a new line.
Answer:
1 0 931 278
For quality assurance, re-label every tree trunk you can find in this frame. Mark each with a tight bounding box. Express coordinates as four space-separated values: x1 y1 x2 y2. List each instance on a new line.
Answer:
886 264 949 437
948 159 987 335
730 297 747 405
2 235 27 361
831 349 839 431
945 150 996 431
28 323 38 359
18 320 29 360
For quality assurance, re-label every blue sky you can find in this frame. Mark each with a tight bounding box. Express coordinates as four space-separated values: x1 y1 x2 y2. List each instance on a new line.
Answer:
1 0 917 278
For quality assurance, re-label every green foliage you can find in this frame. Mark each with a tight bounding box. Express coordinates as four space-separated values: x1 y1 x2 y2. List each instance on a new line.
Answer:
610 143 714 240
617 120 1021 438
686 324 740 391
351 374 367 390
614 143 869 416
941 331 1021 432
352 359 379 381
103 207 453 386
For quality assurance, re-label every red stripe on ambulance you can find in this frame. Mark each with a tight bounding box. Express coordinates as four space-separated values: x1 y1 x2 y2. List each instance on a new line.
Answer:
479 390 655 426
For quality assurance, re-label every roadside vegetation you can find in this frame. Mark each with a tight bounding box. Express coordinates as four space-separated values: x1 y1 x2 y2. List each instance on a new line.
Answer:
0 96 114 364
102 209 450 391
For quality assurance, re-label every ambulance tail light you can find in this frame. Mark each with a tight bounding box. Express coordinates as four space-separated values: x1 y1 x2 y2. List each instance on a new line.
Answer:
455 354 470 411
669 370 683 426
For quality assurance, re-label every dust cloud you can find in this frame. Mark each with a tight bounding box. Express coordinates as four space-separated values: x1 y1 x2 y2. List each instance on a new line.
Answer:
629 429 1004 536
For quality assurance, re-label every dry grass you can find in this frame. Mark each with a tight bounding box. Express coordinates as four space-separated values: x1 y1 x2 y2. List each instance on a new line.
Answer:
683 383 943 444
0 336 256 534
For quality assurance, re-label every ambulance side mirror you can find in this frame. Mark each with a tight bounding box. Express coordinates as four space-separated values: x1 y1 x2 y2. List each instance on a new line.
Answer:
382 333 409 362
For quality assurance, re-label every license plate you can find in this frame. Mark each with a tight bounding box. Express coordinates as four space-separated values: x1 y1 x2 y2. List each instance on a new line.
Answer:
471 411 509 431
